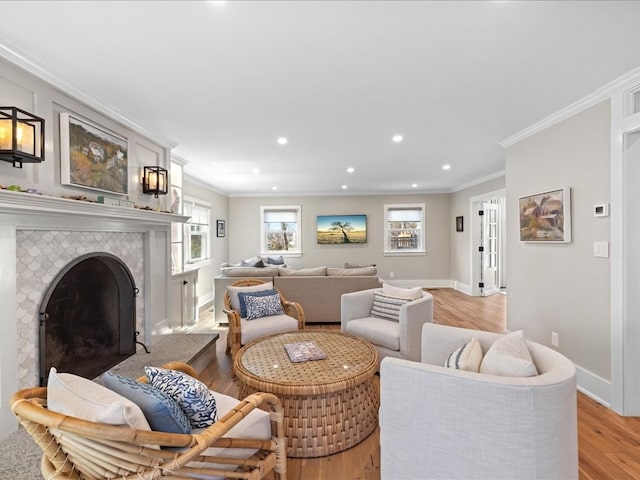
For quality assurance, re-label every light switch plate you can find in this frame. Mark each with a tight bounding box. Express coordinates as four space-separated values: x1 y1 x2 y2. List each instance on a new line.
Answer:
594 241 609 258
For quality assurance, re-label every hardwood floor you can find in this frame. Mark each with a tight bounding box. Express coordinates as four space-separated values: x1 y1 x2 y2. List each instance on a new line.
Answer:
199 289 640 480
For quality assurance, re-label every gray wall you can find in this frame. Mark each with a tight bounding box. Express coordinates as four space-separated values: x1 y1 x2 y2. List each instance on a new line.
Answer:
228 193 452 283
450 176 506 289
505 100 611 380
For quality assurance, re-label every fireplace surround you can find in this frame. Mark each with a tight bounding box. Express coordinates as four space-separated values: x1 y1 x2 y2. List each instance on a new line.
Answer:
0 189 188 438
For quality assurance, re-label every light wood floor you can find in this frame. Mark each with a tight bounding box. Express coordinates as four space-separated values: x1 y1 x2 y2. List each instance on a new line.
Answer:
199 288 640 480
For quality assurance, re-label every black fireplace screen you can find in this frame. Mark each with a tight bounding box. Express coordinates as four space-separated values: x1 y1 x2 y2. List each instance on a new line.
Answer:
39 252 137 385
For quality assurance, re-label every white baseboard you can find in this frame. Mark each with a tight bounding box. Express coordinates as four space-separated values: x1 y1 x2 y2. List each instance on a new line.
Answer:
198 291 213 309
454 281 473 296
575 365 611 408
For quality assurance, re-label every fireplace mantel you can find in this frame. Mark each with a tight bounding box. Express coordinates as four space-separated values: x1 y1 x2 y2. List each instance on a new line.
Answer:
0 189 189 227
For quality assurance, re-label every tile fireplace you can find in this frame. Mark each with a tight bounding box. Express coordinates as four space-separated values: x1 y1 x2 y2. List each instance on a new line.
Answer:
0 189 188 438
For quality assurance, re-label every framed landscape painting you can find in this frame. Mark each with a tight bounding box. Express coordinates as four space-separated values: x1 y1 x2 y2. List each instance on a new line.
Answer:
519 187 571 243
317 214 367 244
60 113 129 195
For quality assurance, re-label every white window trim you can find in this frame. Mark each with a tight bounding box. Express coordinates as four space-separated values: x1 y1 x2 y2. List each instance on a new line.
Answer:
184 196 211 265
260 205 302 257
383 203 426 256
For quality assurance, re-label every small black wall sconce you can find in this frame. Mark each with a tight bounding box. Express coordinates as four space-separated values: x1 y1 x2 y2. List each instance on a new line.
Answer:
456 216 464 232
0 106 45 168
142 166 168 198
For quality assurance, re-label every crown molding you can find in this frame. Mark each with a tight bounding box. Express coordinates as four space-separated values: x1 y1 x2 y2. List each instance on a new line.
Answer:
183 172 228 196
450 170 506 193
170 154 189 166
501 67 640 148
0 40 177 149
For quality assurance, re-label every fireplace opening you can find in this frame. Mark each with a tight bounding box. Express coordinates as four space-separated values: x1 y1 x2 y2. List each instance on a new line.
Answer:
39 252 137 385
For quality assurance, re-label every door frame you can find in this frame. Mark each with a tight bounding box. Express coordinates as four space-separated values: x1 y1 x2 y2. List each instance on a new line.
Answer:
469 189 506 297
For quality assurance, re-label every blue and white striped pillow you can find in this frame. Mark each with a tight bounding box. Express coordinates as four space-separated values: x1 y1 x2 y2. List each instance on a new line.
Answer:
370 293 411 322
444 338 483 372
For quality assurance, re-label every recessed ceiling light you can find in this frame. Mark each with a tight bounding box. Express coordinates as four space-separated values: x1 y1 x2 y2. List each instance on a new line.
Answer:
252 168 260 174
341 185 348 190
277 137 288 145
272 186 278 191
412 183 418 188
347 167 355 173
442 164 451 170
392 135 403 143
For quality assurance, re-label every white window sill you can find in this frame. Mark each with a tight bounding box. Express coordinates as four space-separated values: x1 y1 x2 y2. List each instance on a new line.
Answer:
260 252 302 258
184 259 213 271
383 251 427 257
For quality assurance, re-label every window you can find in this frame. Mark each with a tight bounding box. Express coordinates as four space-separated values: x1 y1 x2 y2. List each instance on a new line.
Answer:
183 198 211 265
260 205 301 256
384 203 425 255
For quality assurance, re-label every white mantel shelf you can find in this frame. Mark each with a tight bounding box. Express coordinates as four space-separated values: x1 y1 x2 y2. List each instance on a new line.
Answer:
0 190 189 226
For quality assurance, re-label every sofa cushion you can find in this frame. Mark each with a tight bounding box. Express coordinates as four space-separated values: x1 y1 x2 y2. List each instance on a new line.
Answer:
444 338 483 373
327 266 377 276
145 366 218 428
240 256 264 267
240 314 300 344
479 330 539 377
344 262 376 269
102 371 192 434
370 293 411 321
228 282 274 311
262 255 286 265
279 266 327 276
221 266 279 277
238 289 279 318
344 317 400 351
245 293 285 320
382 283 423 300
47 367 151 431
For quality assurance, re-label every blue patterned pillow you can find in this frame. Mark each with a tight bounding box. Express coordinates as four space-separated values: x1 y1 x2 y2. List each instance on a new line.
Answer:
102 371 192 434
238 289 279 318
144 367 217 428
245 293 285 320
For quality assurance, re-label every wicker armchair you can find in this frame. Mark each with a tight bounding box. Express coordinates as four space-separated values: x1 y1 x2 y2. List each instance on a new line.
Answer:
223 279 305 358
10 362 287 480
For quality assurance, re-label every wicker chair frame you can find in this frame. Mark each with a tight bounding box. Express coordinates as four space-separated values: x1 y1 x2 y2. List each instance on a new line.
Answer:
10 362 287 480
223 279 305 358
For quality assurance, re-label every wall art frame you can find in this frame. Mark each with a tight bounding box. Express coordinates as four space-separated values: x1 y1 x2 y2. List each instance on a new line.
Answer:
518 187 571 243
216 220 226 237
316 214 367 244
60 112 129 195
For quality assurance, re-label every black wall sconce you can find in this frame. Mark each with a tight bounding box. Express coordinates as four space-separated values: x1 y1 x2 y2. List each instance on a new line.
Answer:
142 166 168 198
0 106 45 168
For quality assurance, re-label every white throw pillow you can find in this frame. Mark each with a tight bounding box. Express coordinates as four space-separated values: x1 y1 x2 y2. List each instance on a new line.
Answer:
382 283 423 300
47 367 151 431
444 338 483 373
479 330 539 377
227 282 274 311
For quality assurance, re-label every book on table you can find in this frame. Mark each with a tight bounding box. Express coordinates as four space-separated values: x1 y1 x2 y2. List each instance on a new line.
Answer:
284 341 327 363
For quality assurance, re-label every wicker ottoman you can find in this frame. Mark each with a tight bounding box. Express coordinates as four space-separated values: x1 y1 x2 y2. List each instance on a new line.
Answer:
233 330 379 458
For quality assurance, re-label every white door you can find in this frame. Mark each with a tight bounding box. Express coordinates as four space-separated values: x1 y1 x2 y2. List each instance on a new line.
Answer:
481 202 500 296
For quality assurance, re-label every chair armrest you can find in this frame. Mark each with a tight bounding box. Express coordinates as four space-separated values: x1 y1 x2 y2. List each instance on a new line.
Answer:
398 292 433 361
283 300 306 329
340 288 381 330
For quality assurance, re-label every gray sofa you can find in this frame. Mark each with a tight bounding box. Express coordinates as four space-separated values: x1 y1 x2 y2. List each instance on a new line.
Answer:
214 266 381 324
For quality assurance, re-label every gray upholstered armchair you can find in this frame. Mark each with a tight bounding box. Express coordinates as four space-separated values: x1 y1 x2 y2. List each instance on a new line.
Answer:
340 287 433 364
379 323 578 480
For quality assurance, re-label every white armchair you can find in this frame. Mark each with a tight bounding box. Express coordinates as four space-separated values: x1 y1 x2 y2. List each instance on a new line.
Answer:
380 323 578 480
341 287 433 364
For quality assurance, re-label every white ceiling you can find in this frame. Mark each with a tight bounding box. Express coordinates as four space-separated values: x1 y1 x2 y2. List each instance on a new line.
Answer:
1 1 640 196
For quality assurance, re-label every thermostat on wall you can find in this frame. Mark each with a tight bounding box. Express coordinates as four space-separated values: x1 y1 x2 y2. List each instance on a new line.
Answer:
594 204 609 217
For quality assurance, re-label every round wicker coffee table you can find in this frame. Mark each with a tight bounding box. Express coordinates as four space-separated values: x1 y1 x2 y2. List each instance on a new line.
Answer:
233 330 379 458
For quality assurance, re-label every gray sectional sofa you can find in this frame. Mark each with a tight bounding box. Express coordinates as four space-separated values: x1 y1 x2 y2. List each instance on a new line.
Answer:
213 264 381 324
